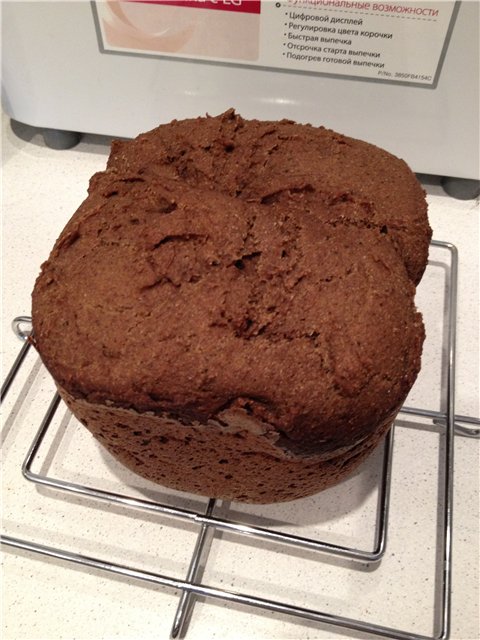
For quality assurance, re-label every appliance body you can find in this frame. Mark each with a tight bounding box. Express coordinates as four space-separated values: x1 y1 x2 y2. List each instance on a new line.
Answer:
2 0 479 179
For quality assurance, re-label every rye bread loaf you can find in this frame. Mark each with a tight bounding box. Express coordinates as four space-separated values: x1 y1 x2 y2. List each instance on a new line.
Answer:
32 111 430 503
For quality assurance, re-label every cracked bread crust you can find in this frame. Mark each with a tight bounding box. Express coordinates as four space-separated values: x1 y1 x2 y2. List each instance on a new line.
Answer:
32 111 428 503
105 109 431 285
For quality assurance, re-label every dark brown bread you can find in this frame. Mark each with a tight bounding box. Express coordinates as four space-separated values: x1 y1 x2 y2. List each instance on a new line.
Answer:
106 109 430 285
32 111 429 503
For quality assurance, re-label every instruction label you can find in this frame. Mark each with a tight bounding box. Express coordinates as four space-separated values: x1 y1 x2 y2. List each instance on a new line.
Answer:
93 0 458 86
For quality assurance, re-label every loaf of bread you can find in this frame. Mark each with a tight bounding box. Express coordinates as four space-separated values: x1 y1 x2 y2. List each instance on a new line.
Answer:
32 110 430 503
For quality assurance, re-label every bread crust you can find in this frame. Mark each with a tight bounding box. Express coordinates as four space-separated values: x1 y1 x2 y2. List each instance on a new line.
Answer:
59 387 396 503
32 111 429 503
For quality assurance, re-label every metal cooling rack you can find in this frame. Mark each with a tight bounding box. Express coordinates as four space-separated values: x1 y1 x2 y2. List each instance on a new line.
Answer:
2 240 479 640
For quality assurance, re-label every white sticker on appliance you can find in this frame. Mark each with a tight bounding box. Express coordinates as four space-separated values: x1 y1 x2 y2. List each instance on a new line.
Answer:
93 0 458 87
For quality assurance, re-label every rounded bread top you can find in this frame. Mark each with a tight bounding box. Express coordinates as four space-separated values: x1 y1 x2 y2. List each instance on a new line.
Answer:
32 114 427 457
106 109 431 285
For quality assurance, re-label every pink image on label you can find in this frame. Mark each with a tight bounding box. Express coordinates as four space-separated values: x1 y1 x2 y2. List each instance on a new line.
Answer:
99 0 261 60
129 0 262 14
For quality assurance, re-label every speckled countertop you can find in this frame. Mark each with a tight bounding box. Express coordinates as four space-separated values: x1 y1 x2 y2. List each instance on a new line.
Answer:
1 111 479 640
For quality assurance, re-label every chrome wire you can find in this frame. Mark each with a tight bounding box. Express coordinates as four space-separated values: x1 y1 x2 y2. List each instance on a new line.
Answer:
19 393 394 562
2 241 478 640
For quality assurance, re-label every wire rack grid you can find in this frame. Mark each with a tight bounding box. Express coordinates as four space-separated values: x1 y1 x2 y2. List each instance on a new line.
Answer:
1 240 479 640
